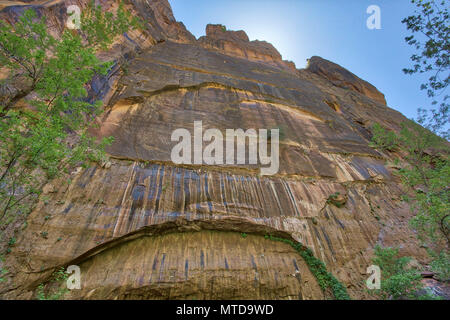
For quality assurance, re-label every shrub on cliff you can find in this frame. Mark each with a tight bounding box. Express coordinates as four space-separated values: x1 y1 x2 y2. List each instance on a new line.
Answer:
369 123 398 152
370 245 440 300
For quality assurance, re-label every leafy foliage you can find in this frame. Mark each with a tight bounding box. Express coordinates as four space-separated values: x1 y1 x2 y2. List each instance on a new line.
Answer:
36 267 69 300
326 192 345 208
0 268 6 282
392 3 450 282
371 121 449 250
0 4 138 229
368 6 450 299
369 123 398 152
81 0 143 50
402 0 449 138
370 245 441 300
370 120 449 298
265 234 350 300
429 249 450 281
0 254 6 282
399 122 449 250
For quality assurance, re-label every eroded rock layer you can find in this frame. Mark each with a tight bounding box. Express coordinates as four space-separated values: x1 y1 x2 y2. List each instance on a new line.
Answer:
71 231 324 300
0 0 429 300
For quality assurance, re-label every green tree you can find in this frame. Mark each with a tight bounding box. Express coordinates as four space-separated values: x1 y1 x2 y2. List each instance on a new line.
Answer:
371 122 449 291
0 2 140 226
371 122 449 261
371 245 440 299
369 123 399 152
403 124 449 245
369 0 450 291
402 0 449 138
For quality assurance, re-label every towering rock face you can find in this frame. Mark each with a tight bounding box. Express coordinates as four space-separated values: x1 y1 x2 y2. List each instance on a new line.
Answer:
0 0 429 300
305 56 387 106
198 24 296 71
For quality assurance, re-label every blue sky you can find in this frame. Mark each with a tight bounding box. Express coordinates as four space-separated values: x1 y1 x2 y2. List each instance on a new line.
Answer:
169 0 432 120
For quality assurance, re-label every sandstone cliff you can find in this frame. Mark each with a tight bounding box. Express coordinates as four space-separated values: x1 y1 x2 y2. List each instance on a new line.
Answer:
0 0 433 300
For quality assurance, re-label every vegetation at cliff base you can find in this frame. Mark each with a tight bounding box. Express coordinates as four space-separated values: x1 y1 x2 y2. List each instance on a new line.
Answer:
36 267 69 300
370 245 441 300
265 234 350 300
370 118 449 297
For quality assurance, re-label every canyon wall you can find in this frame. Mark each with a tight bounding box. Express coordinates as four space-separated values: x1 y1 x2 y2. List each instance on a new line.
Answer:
0 0 430 299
